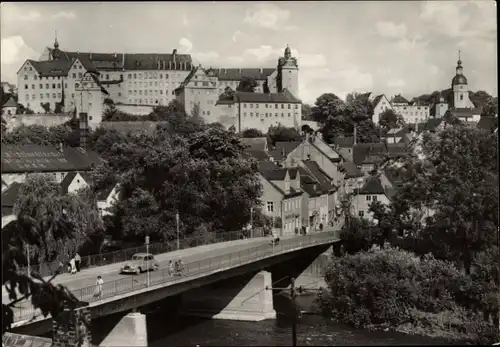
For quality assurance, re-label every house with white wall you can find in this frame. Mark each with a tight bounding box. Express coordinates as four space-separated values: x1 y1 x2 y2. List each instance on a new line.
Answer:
97 184 121 216
371 94 393 125
351 172 395 221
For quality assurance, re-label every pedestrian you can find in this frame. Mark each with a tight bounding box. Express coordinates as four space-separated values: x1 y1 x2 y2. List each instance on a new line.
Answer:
69 257 77 274
75 253 81 272
168 260 174 276
94 276 104 299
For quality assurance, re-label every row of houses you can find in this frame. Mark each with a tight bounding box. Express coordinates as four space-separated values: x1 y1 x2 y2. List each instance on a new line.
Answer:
1 144 119 228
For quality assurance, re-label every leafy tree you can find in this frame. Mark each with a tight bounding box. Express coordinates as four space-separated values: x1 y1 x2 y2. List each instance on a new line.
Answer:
267 125 301 146
481 96 498 118
241 128 264 138
2 122 79 147
54 102 63 114
1 175 101 335
219 86 235 100
379 109 405 129
340 217 380 254
90 125 262 242
311 93 345 124
317 247 498 343
470 90 493 109
301 104 313 121
40 102 51 114
236 77 258 93
380 126 498 274
15 103 26 115
1 116 7 138
25 108 34 115
301 124 314 134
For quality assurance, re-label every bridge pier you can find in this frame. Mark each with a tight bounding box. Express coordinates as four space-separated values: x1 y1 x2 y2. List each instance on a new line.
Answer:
99 311 148 347
52 302 92 347
180 270 276 321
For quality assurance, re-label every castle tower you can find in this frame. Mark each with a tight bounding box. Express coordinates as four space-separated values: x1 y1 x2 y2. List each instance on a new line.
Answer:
277 45 299 99
451 50 472 109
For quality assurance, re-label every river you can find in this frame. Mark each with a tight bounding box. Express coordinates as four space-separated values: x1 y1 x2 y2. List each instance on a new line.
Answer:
89 255 459 346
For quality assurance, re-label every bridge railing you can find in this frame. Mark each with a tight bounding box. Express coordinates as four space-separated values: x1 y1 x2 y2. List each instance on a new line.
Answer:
18 228 265 278
13 230 339 323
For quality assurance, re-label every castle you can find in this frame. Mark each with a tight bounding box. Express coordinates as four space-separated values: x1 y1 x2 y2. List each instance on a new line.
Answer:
16 38 301 131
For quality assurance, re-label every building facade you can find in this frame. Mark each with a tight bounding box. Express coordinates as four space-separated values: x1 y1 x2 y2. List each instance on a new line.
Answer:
391 94 430 124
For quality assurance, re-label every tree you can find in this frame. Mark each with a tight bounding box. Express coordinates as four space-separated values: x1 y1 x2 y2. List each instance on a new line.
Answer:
301 104 313 121
301 124 314 134
267 125 301 146
379 109 405 129
219 86 235 100
241 128 264 138
481 96 498 118
2 122 78 147
40 102 51 114
381 126 498 274
236 77 258 93
90 124 262 243
191 102 201 118
2 175 101 335
311 93 345 124
340 217 380 254
15 103 26 115
54 102 63 114
1 116 7 138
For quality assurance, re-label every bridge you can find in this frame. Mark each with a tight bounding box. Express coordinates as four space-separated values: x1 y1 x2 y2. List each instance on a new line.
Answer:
7 229 341 346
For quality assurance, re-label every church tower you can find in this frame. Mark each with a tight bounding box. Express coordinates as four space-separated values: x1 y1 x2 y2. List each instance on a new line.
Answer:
451 51 472 109
277 45 299 98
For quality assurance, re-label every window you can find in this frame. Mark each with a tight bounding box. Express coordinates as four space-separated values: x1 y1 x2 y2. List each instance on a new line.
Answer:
275 104 278 109
244 112 247 117
57 83 61 88
58 93 61 98
266 201 274 212
75 83 79 88
373 195 378 202
256 104 259 108
40 94 43 99
118 92 122 97
366 196 371 201
34 75 37 80
52 93 56 98
46 84 49 89
207 110 210 115
281 104 284 109
460 94 463 101
46 93 49 98
32 94 35 99
358 211 364 217
288 113 291 117
52 84 56 88
72 73 76 79
243 103 247 108
78 73 82 78
275 113 278 117
24 84 28 89
24 75 28 80
26 94 30 100
295 104 298 109
288 104 291 109
128 74 132 79
281 113 284 117
133 73 137 79
250 112 253 117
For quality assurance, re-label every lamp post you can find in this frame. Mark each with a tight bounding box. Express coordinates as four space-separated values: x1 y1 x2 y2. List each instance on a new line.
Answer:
176 212 180 250
145 236 150 287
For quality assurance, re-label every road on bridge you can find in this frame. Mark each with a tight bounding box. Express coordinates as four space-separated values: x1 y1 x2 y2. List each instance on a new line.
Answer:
5 230 338 318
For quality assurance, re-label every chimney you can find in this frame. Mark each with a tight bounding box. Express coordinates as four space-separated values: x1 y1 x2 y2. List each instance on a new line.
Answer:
353 124 357 145
260 68 263 73
90 52 92 60
157 60 160 70
122 53 125 67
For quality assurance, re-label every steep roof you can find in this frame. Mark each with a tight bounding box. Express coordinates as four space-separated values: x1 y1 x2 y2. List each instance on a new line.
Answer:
477 116 497 132
268 141 301 161
332 137 354 148
352 143 387 166
28 59 73 77
260 168 288 181
235 89 301 104
340 160 364 178
447 107 481 119
371 94 384 107
99 121 170 136
1 182 23 208
257 160 278 172
240 137 267 151
392 94 409 104
97 184 117 201
2 96 17 108
213 68 275 81
47 48 193 71
424 118 443 132
245 150 270 161
1 145 101 174
60 171 91 195
359 175 386 195
302 160 335 192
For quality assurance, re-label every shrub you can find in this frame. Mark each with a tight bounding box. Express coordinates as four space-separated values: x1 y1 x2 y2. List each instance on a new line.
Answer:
318 247 473 329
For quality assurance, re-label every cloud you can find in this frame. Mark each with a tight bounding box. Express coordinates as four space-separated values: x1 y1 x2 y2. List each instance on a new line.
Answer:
387 78 406 88
192 51 220 65
178 37 193 53
419 1 470 38
376 21 407 39
182 13 190 27
244 3 295 31
1 36 40 83
231 30 246 43
50 11 76 20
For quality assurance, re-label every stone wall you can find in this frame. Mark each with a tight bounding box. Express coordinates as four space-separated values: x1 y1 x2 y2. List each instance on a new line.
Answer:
4 113 72 132
2 332 52 347
52 302 92 347
116 104 154 116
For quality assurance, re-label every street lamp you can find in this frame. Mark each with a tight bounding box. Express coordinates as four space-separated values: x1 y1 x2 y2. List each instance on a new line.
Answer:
176 213 180 250
145 236 150 287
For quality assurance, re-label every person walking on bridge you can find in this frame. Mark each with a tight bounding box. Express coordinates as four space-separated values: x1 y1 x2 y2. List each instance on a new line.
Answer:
75 252 81 272
94 276 104 299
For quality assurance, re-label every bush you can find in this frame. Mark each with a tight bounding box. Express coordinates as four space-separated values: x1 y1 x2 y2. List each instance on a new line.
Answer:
339 217 381 254
318 247 473 328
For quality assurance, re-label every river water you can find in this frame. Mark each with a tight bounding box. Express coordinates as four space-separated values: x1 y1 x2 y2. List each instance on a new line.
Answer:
89 254 459 346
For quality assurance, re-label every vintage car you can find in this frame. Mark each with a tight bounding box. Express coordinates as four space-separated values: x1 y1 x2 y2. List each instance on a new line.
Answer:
120 253 159 274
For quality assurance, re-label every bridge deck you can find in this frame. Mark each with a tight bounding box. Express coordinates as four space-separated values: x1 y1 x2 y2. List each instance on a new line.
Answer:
7 230 340 326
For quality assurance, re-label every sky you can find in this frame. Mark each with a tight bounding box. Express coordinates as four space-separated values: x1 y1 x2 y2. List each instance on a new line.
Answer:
1 1 497 104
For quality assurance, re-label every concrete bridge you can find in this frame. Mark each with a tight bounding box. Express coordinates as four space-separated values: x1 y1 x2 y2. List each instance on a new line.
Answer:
8 230 341 346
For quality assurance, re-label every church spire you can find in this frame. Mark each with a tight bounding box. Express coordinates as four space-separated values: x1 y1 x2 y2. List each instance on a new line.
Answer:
54 30 59 49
